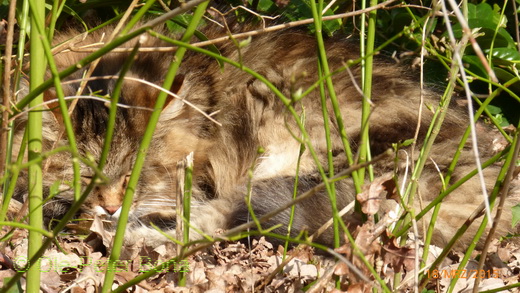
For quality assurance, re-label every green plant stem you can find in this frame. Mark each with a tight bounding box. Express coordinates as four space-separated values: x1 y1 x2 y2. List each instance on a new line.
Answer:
100 2 209 291
0 130 27 223
1 174 100 293
395 30 468 247
284 113 306 258
436 129 517 292
296 29 408 103
114 150 393 293
359 0 377 182
3 146 107 183
0 222 53 238
469 129 520 293
28 3 83 201
98 45 140 171
48 0 67 40
316 59 340 248
121 0 157 35
308 0 343 250
0 11 205 288
26 0 46 291
183 153 194 244
179 153 194 287
444 77 519 186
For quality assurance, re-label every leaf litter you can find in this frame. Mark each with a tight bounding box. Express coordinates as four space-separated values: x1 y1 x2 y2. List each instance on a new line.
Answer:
0 176 519 292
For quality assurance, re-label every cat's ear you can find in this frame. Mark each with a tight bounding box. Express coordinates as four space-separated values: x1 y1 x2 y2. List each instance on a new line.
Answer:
160 74 186 121
121 74 186 126
127 74 184 109
42 87 64 126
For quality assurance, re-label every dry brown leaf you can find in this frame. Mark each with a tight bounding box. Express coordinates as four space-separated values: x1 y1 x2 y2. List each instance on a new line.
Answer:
88 214 114 248
334 262 349 276
187 261 207 287
381 239 414 275
40 271 62 291
70 286 87 293
288 245 315 263
356 174 396 215
346 282 372 293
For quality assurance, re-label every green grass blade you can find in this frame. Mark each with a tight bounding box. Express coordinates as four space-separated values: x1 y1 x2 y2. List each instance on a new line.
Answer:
26 0 46 291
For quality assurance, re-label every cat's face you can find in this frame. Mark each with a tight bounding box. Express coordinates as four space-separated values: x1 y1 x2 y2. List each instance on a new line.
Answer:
36 98 140 220
23 77 185 226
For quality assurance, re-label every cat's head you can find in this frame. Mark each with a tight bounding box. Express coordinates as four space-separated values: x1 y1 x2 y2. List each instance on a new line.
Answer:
13 65 187 225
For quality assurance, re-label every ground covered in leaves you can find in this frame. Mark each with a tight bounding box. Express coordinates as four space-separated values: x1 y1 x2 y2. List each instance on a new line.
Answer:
1 156 519 292
1 221 520 292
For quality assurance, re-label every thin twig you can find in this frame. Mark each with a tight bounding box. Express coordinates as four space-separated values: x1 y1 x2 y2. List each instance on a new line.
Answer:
114 149 394 293
443 0 493 226
71 0 140 111
446 0 498 82
0 0 399 63
191 0 397 47
0 0 18 179
306 264 336 293
513 0 520 52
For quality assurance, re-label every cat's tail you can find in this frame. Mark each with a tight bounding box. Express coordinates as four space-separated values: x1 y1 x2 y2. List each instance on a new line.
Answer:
228 174 358 248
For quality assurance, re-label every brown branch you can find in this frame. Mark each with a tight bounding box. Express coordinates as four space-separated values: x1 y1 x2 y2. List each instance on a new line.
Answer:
0 0 17 179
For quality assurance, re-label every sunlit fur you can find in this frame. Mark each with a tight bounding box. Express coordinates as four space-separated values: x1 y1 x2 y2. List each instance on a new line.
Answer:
11 18 518 249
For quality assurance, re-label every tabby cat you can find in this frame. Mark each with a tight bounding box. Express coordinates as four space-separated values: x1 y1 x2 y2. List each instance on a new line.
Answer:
10 16 517 250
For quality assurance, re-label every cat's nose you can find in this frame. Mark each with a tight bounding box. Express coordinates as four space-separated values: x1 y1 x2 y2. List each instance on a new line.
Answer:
104 205 121 215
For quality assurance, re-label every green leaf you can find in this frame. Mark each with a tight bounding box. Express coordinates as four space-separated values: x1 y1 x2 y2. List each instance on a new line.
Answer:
466 19 514 49
238 36 252 48
511 204 520 227
462 55 487 78
467 3 505 26
485 105 510 127
390 11 413 33
494 67 520 93
256 0 276 12
486 104 502 115
165 14 195 33
286 0 341 35
3 277 23 293
488 48 520 63
467 3 491 20
49 181 63 199
400 139 415 147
